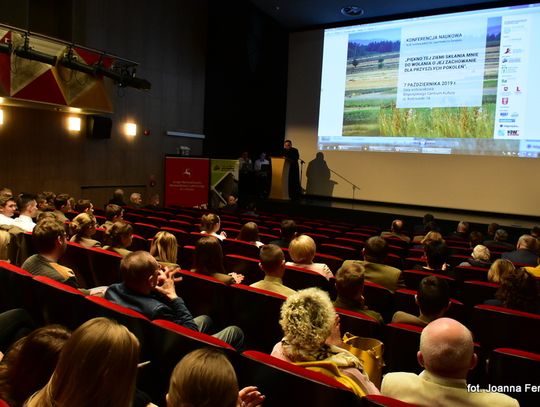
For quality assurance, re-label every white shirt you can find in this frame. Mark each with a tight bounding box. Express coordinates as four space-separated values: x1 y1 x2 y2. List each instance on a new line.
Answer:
0 214 14 226
12 215 36 232
254 158 269 171
286 261 334 280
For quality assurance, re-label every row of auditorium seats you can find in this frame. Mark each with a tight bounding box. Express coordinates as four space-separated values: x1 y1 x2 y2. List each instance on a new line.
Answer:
1 259 538 406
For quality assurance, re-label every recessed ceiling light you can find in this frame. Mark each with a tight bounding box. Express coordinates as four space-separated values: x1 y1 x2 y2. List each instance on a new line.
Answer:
341 6 364 17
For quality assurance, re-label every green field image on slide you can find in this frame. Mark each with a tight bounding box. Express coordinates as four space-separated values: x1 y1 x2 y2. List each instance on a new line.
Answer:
342 44 500 138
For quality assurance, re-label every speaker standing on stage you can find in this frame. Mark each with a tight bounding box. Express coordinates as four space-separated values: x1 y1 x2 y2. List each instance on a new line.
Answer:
283 139 302 199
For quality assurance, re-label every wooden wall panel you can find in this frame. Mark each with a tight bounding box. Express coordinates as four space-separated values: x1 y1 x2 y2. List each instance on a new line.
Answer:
0 0 208 208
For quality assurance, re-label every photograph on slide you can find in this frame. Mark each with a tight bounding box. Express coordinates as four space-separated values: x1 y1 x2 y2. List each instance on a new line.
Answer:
342 17 502 140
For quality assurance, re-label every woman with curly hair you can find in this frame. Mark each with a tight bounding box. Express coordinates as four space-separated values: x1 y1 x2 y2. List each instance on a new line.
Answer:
69 213 101 248
485 267 539 313
271 287 380 396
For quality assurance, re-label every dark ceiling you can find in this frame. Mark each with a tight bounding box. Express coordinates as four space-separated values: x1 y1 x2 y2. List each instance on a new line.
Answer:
247 0 517 30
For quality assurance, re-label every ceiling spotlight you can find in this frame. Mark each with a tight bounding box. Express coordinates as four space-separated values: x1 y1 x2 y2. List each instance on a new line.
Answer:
61 48 96 76
14 34 57 66
341 6 364 17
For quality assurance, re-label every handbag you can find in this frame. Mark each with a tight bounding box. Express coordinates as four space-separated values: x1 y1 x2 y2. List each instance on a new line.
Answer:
342 332 384 388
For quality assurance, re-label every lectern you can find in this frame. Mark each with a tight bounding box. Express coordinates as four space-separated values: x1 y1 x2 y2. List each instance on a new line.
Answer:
269 156 290 200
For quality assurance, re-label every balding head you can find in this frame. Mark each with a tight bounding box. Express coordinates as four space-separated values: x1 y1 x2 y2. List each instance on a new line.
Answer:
418 318 476 379
120 251 159 293
391 219 404 233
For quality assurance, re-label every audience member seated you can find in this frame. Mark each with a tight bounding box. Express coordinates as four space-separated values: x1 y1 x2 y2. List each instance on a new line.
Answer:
166 348 264 407
129 192 143 208
52 193 71 223
380 219 410 243
192 237 243 284
0 230 10 261
25 318 144 407
22 219 82 290
150 231 179 268
392 276 450 327
0 187 12 200
0 325 71 407
105 251 244 348
250 244 296 296
286 235 333 280
12 194 38 232
103 221 133 257
447 221 470 240
0 309 35 358
487 259 515 284
485 267 539 314
270 219 297 249
145 193 161 211
468 231 484 248
342 236 405 292
271 287 380 396
381 318 519 406
414 241 453 277
333 263 383 323
412 220 441 245
484 228 515 251
74 199 94 214
501 234 539 266
485 222 499 243
458 245 491 268
0 196 17 226
200 213 227 240
223 195 239 211
237 222 264 247
413 231 444 250
108 188 126 206
69 213 101 248
101 204 124 231
413 213 435 236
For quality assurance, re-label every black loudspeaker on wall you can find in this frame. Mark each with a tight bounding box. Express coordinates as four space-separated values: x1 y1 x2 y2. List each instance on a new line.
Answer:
86 115 113 139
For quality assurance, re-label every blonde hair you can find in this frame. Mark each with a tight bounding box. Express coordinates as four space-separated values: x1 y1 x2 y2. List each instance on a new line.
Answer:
150 231 178 264
288 235 316 264
421 231 444 246
0 230 10 261
26 318 139 407
69 213 97 241
200 213 220 233
167 348 238 407
279 287 336 361
471 245 490 262
488 259 515 284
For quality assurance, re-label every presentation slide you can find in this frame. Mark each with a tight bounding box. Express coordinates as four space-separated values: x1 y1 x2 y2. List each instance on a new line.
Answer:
317 3 540 157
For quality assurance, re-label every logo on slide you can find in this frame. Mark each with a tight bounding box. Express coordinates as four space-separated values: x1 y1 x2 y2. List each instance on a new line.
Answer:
501 97 509 105
183 168 192 177
507 130 520 136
